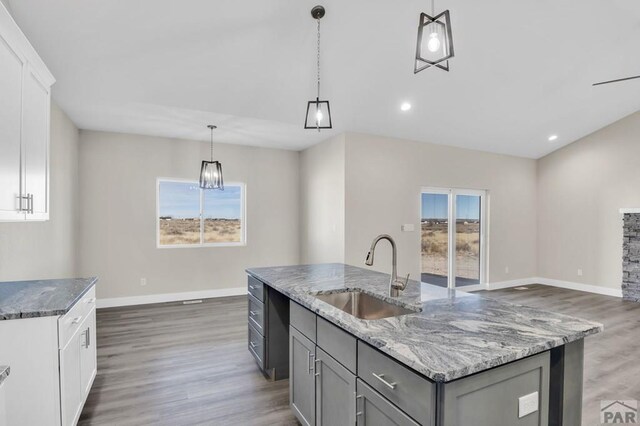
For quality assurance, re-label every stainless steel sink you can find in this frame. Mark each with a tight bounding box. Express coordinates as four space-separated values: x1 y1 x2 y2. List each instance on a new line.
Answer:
314 291 418 320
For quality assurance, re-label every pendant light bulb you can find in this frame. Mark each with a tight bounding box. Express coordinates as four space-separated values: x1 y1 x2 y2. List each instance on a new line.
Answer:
427 32 441 52
316 109 323 123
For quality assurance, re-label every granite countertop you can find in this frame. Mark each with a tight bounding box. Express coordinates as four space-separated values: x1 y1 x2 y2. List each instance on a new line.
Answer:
0 277 97 320
246 263 603 382
0 366 9 386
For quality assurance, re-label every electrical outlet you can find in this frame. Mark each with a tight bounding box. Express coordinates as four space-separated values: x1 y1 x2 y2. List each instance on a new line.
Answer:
505 266 509 274
140 278 147 286
577 269 583 277
518 392 539 418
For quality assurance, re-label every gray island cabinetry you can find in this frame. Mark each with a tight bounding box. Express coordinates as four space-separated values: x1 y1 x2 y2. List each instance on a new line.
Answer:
246 264 602 426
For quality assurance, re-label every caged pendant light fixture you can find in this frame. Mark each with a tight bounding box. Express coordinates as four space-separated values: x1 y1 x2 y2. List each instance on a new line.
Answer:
304 5 332 131
199 125 224 190
414 0 454 73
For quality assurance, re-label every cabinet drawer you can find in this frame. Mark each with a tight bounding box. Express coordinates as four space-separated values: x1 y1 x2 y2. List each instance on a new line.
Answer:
290 301 316 342
248 323 265 369
358 341 435 426
248 275 265 302
58 286 96 349
317 317 357 374
248 293 265 335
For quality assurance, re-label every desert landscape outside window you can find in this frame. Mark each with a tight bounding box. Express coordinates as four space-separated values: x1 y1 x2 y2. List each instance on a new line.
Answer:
157 179 245 247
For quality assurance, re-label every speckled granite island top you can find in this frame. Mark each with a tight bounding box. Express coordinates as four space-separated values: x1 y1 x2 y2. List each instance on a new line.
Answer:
246 263 602 382
0 277 97 320
0 365 9 386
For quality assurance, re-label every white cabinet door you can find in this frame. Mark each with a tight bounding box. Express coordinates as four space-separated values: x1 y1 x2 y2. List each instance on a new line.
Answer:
22 66 50 220
80 309 97 397
60 329 82 426
0 381 7 426
0 35 25 221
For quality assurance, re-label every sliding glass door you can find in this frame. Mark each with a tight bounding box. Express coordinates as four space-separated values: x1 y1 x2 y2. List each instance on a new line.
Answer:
421 188 486 288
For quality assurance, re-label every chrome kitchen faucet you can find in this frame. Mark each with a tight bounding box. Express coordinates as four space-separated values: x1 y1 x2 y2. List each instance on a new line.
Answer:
365 234 410 297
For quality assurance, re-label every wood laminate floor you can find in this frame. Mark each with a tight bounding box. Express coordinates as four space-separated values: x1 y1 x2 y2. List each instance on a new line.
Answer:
79 286 640 426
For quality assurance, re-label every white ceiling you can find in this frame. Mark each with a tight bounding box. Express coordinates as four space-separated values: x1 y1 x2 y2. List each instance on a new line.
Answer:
6 0 640 158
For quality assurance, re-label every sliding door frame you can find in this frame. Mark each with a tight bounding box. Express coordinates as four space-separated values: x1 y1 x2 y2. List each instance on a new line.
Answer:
421 187 488 289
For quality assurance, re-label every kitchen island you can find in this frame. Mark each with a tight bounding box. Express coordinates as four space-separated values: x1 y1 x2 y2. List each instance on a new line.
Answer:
246 263 602 426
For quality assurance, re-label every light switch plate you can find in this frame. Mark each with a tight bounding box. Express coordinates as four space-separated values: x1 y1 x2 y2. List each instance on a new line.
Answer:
401 224 415 232
518 392 539 418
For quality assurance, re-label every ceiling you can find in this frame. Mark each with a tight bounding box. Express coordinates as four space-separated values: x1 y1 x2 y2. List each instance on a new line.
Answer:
5 0 640 158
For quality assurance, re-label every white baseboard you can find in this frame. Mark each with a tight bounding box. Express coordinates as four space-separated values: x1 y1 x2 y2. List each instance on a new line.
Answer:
97 287 247 309
486 277 538 291
463 277 623 298
535 277 623 298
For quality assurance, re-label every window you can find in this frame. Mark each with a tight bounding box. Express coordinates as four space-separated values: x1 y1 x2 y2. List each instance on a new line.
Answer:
157 179 245 247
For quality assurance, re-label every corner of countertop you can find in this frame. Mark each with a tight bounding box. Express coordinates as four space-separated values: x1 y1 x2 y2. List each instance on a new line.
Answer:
0 365 10 386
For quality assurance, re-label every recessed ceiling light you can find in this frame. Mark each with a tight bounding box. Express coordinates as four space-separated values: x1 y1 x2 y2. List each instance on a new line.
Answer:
548 134 558 142
401 102 412 111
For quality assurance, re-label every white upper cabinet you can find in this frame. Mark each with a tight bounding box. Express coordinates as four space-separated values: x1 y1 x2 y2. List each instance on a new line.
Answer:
0 36 25 220
0 2 54 222
22 68 50 219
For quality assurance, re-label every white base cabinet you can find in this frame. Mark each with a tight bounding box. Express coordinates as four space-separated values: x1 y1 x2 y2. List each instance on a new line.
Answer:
0 286 97 426
0 0 54 222
0 379 7 426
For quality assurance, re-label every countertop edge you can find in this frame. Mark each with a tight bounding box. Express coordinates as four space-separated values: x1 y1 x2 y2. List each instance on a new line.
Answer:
0 277 98 321
0 365 9 386
246 268 602 383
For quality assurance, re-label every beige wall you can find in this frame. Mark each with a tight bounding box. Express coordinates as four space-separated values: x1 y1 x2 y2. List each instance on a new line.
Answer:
0 103 79 281
299 134 345 264
77 130 300 300
334 132 538 284
538 111 640 291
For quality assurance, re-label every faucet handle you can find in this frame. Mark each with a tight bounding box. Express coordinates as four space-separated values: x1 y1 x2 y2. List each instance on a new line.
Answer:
395 273 410 290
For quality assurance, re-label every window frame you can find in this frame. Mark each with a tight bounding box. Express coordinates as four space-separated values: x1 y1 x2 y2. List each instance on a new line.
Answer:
156 178 247 249
420 186 488 289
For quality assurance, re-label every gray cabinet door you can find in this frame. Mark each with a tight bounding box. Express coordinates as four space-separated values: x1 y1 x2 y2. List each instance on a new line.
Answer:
290 326 316 426
441 351 550 426
356 379 419 426
316 347 356 426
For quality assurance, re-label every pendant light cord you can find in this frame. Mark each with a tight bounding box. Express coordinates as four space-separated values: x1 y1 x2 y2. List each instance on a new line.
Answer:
317 18 321 100
210 127 214 162
432 0 435 16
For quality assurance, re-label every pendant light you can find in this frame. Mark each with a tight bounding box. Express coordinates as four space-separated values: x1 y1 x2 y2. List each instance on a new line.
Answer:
414 0 454 73
199 125 224 190
304 5 332 131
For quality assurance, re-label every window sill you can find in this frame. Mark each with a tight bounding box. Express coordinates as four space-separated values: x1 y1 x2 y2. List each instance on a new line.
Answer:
157 242 247 249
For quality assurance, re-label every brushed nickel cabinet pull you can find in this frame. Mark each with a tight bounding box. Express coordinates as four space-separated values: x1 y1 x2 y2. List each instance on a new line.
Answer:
314 358 321 376
249 341 257 349
249 310 257 316
372 372 397 390
308 352 315 374
71 316 82 324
